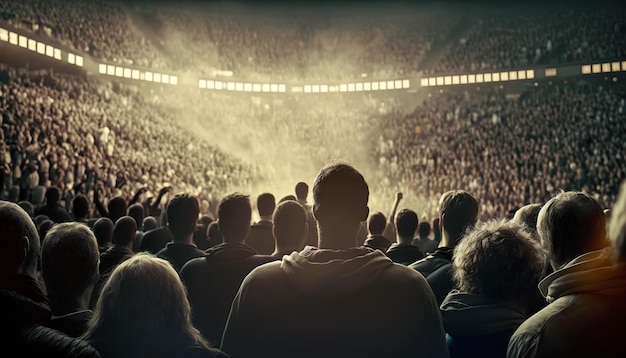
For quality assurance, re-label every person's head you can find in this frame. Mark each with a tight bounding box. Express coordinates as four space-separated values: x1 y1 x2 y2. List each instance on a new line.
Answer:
207 221 223 247
512 203 543 242
112 216 137 247
418 221 431 239
72 194 90 220
107 196 128 223
41 223 99 307
395 209 418 242
610 181 626 263
279 195 297 203
313 163 369 248
38 219 54 242
537 191 607 269
295 182 309 202
217 193 251 243
85 254 208 356
367 212 387 236
438 190 479 245
193 224 210 251
273 200 308 253
127 203 145 230
256 193 276 218
0 201 40 276
45 186 61 206
142 216 158 232
198 214 214 228
167 194 199 241
454 219 545 307
17 201 34 218
93 217 114 248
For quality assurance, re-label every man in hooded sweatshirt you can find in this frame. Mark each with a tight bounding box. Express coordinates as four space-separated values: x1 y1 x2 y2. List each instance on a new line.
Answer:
221 163 449 358
508 190 626 357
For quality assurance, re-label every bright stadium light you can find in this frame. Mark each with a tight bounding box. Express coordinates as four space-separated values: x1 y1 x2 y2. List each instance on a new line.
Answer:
380 81 388 90
402 79 410 88
132 70 140 79
321 85 328 93
76 56 83 67
115 67 123 77
339 84 347 92
311 85 319 93
99 64 107 74
244 83 252 92
468 74 476 83
207 80 215 89
262 84 270 92
348 83 355 92
162 74 170 84
444 76 452 85
421 78 429 87
622 61 626 71
518 70 526 80
428 77 436 86
278 84 286 93
107 65 115 76
356 83 363 91
199 80 207 89
484 73 492 82
45 45 54 57
612 62 620 72
18 35 27 48
28 39 37 51
591 64 601 73
364 82 372 91
460 75 468 84
372 82 379 90
252 84 261 92
170 76 178 85
602 63 611 73
215 81 223 90
123 68 131 78
492 73 500 82
500 72 508 81
68 53 76 64
476 74 484 83
509 71 517 80
435 77 443 86
235 83 243 91
526 69 535 79
154 73 162 82
545 68 557 77
0 28 8 42
37 42 45 54
387 80 394 89
9 32 18 45
271 84 278 92
145 72 153 81
227 82 235 90
395 80 402 89
452 76 459 85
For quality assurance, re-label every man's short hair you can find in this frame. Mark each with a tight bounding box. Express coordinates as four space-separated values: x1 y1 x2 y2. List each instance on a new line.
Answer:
395 209 418 238
142 216 158 232
218 193 251 242
610 181 626 262
453 219 545 301
128 203 145 229
295 182 309 201
367 212 387 235
512 203 543 242
94 217 114 247
0 201 40 275
107 196 128 223
418 222 431 238
45 187 61 206
72 194 90 220
273 200 307 245
313 163 369 221
112 216 137 246
537 191 607 269
41 222 99 297
439 190 479 240
256 193 276 217
17 201 35 218
167 194 199 240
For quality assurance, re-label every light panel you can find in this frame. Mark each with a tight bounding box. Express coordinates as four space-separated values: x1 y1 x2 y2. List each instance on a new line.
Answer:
244 83 252 92
484 73 492 82
545 68 557 77
207 80 215 89
339 84 348 92
421 78 429 87
270 84 278 92
476 74 484 83
321 85 328 93
123 68 131 78
28 39 36 51
395 80 402 89
509 71 517 80
612 62 621 72
428 77 436 86
468 74 476 83
444 76 452 85
170 76 178 85
54 48 61 60
9 32 18 45
356 83 363 91
436 77 444 86
226 82 235 90
115 66 123 77
98 64 107 74
387 80 394 89
36 42 45 54
372 82 379 90
460 75 468 84
278 84 286 93
145 72 153 81
500 72 509 81
75 56 83 67
348 83 355 92
402 79 410 88
18 35 27 48
452 76 460 85
236 83 243 91
107 65 115 76
526 69 535 79
0 28 8 41
262 84 270 92
252 84 261 92
153 73 161 82
132 70 140 80
518 70 526 79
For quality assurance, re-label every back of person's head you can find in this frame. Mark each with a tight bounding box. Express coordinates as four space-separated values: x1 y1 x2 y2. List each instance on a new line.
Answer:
395 209 418 239
17 201 34 218
512 203 543 242
439 190 479 243
142 216 158 232
273 200 307 251
41 223 99 299
198 214 214 228
418 221 431 239
313 163 369 243
454 219 545 304
193 224 210 251
367 212 387 235
71 194 90 220
537 191 607 269
207 221 223 247
38 219 54 243
295 182 309 201
94 217 114 247
127 203 145 230
432 218 441 241
45 186 61 206
0 201 40 276
217 193 251 243
610 181 626 263
85 253 208 356
167 194 199 241
107 196 128 223
256 193 276 218
279 195 297 203
112 216 137 246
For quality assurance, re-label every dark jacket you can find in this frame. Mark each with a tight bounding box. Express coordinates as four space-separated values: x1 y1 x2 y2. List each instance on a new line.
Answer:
386 243 424 265
408 247 455 305
0 274 100 358
157 242 206 272
48 310 93 338
34 204 72 223
363 234 391 252
180 242 276 345
441 291 527 358
99 245 134 275
244 220 275 255
508 248 626 358
139 227 173 254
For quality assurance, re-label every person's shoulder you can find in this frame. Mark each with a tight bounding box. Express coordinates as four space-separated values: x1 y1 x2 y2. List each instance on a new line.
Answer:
179 255 208 277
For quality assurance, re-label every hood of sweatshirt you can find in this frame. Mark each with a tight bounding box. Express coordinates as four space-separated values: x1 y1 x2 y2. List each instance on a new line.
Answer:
539 247 626 302
281 246 393 298
440 291 527 337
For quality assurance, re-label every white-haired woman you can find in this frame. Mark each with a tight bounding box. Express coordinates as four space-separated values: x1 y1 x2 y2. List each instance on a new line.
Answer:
84 253 228 358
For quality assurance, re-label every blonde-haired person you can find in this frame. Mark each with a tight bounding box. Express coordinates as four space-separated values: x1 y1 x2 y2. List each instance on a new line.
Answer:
84 253 228 358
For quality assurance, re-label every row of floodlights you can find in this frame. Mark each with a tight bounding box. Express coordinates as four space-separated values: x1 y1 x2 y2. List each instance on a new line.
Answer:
582 61 626 74
199 80 287 93
299 79 411 93
98 64 178 85
421 70 535 87
0 27 83 66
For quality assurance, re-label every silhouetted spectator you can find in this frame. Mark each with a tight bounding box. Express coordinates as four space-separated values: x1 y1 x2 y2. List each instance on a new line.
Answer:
413 221 439 255
387 209 424 265
207 221 223 248
296 181 318 247
271 200 308 258
71 194 90 224
221 163 449 358
245 193 275 255
363 211 391 252
128 203 145 252
93 217 114 253
34 186 72 223
99 216 136 275
180 193 275 345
